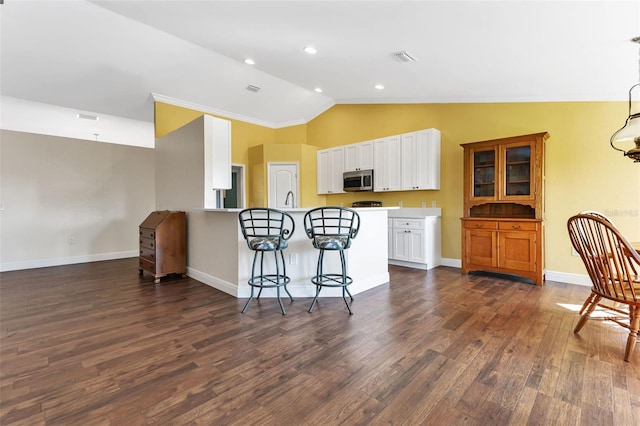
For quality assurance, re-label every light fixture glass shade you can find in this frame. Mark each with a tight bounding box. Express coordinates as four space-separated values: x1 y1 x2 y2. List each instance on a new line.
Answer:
611 113 640 142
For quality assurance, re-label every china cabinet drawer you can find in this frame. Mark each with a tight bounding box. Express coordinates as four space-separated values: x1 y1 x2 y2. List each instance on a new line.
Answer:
498 221 538 231
463 220 498 230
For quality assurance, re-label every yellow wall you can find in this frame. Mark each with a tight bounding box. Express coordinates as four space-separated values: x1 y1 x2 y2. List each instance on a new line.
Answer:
155 100 640 277
155 102 275 172
274 124 307 145
307 102 640 275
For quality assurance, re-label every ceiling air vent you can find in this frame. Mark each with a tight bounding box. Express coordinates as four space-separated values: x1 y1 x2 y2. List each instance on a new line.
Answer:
246 84 261 93
391 51 417 62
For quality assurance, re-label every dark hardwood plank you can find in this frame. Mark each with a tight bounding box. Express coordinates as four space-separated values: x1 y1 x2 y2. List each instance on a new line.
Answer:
1 259 638 425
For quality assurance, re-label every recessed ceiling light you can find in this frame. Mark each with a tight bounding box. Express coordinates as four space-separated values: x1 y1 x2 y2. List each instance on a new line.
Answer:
375 84 385 90
77 113 99 120
314 88 323 93
244 58 255 65
303 46 317 55
246 84 261 93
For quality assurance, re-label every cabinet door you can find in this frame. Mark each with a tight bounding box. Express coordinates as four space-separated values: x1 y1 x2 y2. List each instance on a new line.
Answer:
470 146 497 200
330 147 345 193
344 144 359 172
464 229 497 267
374 136 401 192
345 141 374 172
359 141 374 170
406 229 425 264
414 130 440 190
387 219 394 259
501 142 534 201
393 228 410 261
317 149 332 194
498 230 536 271
400 132 417 190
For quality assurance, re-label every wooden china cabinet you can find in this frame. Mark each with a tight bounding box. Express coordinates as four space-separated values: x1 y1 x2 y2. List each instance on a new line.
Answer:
460 132 549 285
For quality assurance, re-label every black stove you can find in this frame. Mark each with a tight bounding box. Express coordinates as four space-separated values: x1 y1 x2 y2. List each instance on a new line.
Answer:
352 201 383 208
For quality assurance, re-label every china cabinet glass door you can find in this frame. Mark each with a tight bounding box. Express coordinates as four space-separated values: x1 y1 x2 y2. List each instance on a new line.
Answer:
504 145 531 197
472 149 496 198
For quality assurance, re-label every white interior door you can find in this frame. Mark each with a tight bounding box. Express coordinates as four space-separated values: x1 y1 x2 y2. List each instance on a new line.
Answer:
268 163 298 209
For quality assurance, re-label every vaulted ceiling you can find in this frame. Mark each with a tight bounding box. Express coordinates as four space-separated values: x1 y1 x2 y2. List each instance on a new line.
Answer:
1 1 639 128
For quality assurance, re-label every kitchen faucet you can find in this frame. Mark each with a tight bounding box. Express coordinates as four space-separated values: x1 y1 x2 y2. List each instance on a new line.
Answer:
285 190 294 208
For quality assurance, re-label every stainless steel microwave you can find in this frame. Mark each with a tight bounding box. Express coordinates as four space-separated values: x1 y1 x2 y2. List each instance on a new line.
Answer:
343 169 373 192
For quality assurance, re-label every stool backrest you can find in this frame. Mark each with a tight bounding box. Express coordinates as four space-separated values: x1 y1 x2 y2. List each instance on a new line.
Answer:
303 207 360 243
238 208 295 247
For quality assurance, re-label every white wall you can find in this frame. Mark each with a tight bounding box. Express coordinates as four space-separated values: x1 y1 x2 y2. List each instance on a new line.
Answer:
0 130 156 271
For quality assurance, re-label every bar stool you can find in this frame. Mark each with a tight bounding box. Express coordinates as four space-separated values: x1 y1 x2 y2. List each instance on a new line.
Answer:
303 207 360 314
238 208 295 315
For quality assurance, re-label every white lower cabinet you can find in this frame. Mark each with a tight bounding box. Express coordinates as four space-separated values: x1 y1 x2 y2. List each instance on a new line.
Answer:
388 214 441 270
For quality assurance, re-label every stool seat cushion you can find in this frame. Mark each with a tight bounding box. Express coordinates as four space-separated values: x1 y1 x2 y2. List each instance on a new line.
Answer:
248 237 288 251
313 236 350 250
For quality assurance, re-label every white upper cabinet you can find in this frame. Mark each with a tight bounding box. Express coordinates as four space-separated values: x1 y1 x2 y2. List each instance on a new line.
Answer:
317 147 345 194
344 141 374 172
373 135 402 192
205 115 232 191
401 129 441 191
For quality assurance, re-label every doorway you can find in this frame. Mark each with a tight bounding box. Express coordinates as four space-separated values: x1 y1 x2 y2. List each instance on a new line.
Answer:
223 164 245 208
268 163 298 209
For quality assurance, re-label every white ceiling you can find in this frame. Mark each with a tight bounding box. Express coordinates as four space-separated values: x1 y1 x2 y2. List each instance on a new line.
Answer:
1 0 639 128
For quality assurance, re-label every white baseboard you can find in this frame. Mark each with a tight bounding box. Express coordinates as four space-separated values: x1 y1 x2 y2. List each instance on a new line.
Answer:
186 267 239 297
186 268 390 299
2 253 592 289
0 251 138 272
440 257 462 268
544 270 591 286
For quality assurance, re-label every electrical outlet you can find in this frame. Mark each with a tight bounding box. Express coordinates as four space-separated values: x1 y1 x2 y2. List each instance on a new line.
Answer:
289 253 297 265
421 201 427 208
571 247 579 256
67 237 76 245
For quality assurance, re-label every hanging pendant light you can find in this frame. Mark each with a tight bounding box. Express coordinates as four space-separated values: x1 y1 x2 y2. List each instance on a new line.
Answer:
610 36 640 162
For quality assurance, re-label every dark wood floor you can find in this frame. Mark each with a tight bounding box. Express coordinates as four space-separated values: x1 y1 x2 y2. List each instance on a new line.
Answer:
1 258 638 425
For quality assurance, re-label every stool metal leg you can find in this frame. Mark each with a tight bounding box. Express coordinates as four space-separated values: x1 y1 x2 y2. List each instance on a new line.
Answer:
309 285 322 312
280 250 294 302
242 251 260 314
339 250 353 315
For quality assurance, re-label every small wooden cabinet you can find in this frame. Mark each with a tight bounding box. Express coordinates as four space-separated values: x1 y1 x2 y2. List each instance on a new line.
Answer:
138 211 186 283
460 132 549 285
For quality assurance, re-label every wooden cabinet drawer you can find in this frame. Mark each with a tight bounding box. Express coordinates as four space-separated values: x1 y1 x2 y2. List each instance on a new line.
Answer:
393 218 424 229
139 228 155 239
140 246 156 260
463 220 498 230
139 257 155 272
140 236 155 250
498 221 538 231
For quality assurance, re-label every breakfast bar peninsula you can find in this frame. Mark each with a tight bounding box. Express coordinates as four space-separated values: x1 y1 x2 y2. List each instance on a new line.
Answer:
185 207 392 299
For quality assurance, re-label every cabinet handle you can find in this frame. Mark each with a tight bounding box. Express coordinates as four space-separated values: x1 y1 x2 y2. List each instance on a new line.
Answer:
512 225 521 229
475 224 484 228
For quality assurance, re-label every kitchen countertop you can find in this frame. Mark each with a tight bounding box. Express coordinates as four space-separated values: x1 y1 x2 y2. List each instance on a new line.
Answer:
388 207 442 217
201 206 399 213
